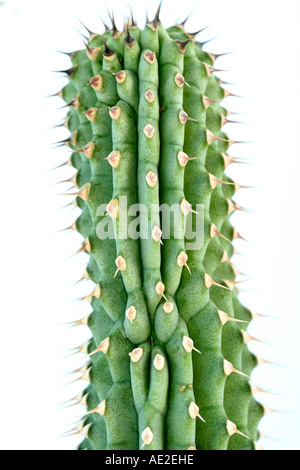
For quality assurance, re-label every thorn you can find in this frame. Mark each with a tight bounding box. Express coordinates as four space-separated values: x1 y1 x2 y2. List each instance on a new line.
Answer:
224 359 249 378
176 38 193 53
181 199 199 216
175 73 190 88
71 239 91 258
177 151 198 167
97 11 110 32
60 94 79 110
187 26 211 38
153 354 165 371
105 7 119 38
126 306 137 323
178 9 196 27
226 420 251 440
199 35 222 47
113 70 126 84
179 110 197 124
87 75 103 91
53 66 76 77
208 173 235 190
59 422 92 439
177 251 191 274
102 35 115 56
109 106 121 120
154 0 163 23
128 5 137 27
208 51 234 62
241 330 263 344
182 335 201 354
56 221 77 233
144 50 156 65
129 347 144 363
205 274 230 291
155 282 168 301
206 130 228 146
189 402 206 422
114 255 126 278
106 199 119 219
82 40 101 61
86 400 106 417
141 427 154 448
152 226 163 244
203 95 222 109
83 107 97 122
218 310 248 327
76 17 96 38
105 150 121 168
89 337 110 357
74 285 101 305
210 223 231 243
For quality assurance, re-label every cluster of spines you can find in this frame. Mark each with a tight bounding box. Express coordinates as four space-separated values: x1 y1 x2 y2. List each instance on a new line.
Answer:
55 5 268 451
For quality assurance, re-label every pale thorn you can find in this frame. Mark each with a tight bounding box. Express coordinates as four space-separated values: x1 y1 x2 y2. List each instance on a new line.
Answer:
175 73 190 88
208 51 233 62
163 302 174 314
218 310 248 327
73 270 91 286
89 337 110 357
151 226 163 244
254 441 264 451
227 199 251 215
87 400 106 417
83 107 97 122
204 273 230 291
210 223 231 243
177 151 198 167
145 89 155 103
78 183 91 201
62 341 91 358
72 238 91 257
56 221 77 233
179 110 197 124
179 385 186 392
113 70 126 83
188 446 197 451
209 173 235 190
226 420 251 440
206 129 228 146
62 314 90 328
126 306 137 323
221 153 250 169
144 50 156 64
181 199 199 216
59 422 92 439
221 250 231 264
155 281 168 301
188 402 206 422
224 359 249 378
59 392 88 410
153 354 165 371
105 150 121 168
177 251 191 274
114 255 127 277
241 330 262 344
129 347 144 363
146 170 158 187
109 106 121 120
144 123 155 138
203 62 227 77
182 335 201 354
141 427 154 448
88 75 103 91
63 367 91 386
106 199 119 219
203 95 221 109
223 278 250 291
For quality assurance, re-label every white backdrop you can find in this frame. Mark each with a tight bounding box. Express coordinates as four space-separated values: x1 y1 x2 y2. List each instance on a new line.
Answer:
0 0 299 450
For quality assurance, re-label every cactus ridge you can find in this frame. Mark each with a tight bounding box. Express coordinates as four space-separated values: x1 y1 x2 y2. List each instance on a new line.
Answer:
57 8 264 450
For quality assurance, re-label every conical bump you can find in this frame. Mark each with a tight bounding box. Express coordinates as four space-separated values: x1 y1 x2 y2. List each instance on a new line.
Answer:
106 151 121 168
144 124 155 139
126 306 137 323
153 354 165 371
88 75 103 91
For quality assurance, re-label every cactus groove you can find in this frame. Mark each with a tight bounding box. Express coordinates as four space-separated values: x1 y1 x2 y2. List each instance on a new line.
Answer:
58 5 264 451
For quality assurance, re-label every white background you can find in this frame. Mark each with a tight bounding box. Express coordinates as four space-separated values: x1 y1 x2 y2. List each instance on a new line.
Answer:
0 0 299 450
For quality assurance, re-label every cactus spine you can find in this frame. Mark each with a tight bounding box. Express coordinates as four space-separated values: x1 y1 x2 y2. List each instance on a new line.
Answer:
57 5 264 450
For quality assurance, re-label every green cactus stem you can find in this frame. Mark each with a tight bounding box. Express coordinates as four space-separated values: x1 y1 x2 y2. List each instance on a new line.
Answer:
57 4 264 451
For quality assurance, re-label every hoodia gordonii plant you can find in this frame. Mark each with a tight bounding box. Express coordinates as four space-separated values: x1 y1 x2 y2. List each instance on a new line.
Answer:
57 4 266 451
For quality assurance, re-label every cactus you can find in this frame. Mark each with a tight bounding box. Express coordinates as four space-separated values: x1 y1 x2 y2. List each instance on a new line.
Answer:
57 5 265 451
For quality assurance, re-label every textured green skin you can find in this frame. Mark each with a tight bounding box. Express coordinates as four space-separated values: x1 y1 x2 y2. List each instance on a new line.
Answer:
59 19 263 450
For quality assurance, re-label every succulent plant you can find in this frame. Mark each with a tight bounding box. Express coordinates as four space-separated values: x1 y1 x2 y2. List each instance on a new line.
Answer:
57 3 265 450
